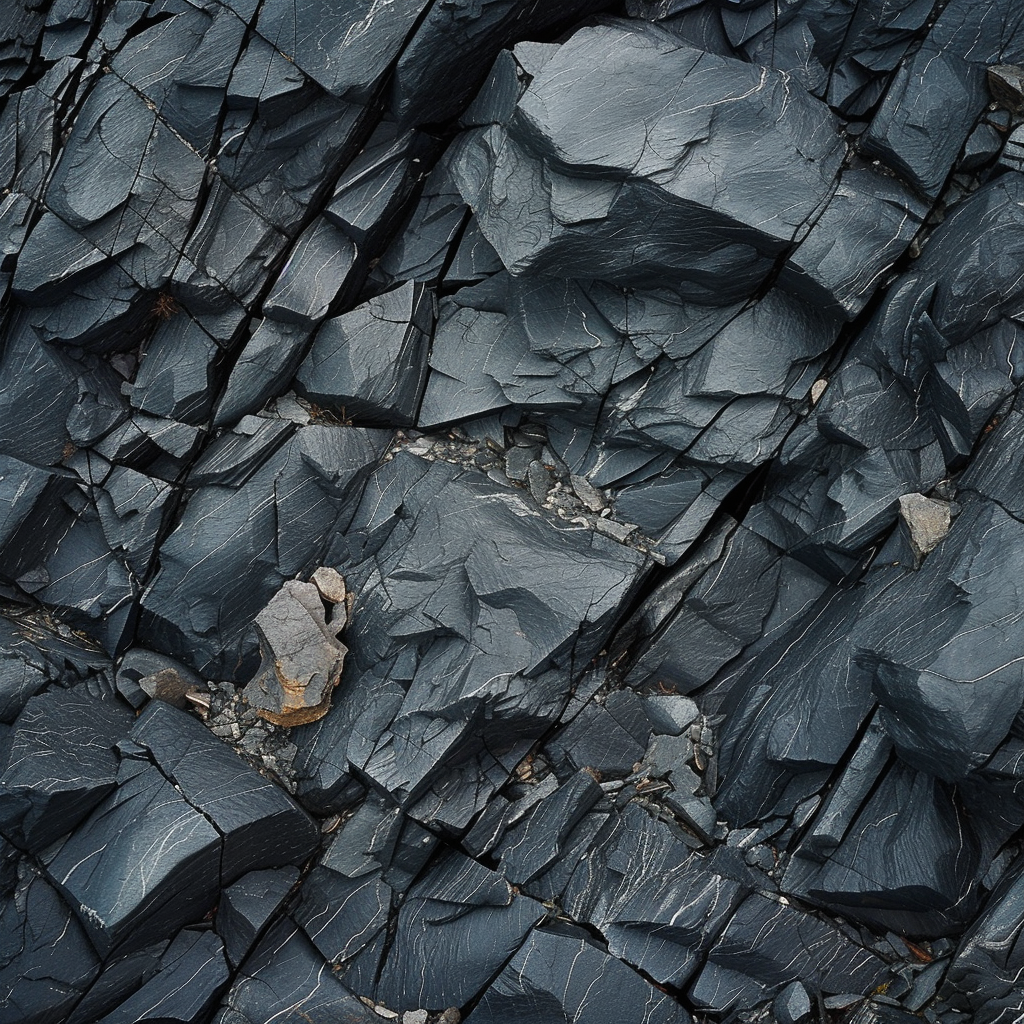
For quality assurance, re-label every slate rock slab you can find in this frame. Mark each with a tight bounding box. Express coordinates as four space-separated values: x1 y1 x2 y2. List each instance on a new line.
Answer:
453 22 846 302
0 687 132 852
465 922 692 1024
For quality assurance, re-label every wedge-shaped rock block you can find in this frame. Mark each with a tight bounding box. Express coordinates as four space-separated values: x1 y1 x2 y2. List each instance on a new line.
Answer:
0 863 100 1024
42 702 316 955
784 762 979 937
213 918 380 1024
42 757 222 956
94 928 229 1024
466 922 692 1024
453 22 845 302
690 893 888 1012
373 852 545 1012
0 688 132 852
130 702 319 878
218 866 300 969
254 0 431 101
294 281 432 426
262 217 357 328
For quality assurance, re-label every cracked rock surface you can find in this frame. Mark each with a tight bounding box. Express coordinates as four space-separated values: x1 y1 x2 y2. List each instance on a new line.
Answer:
3 2 1024 1023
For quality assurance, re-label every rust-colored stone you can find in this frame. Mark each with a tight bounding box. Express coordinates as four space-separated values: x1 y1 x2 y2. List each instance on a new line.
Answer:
242 574 348 727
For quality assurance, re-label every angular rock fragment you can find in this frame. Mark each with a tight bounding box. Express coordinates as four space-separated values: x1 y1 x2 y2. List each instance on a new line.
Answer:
325 120 435 248
295 795 437 986
0 861 101 1024
897 491 952 563
0 688 131 852
293 454 648 828
138 425 390 679
373 852 545 1012
93 929 230 1024
243 577 348 726
454 22 846 302
466 923 691 1024
38 701 316 956
254 0 432 102
294 282 433 426
218 867 300 969
214 918 380 1024
989 64 1024 112
784 761 979 937
263 218 358 329
129 702 319 878
42 756 222 955
690 893 888 1012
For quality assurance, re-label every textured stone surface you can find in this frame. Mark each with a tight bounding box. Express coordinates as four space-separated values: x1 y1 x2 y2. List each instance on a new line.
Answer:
2 2 1024 1021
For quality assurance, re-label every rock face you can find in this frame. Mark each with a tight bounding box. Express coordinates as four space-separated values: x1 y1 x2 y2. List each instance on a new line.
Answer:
242 576 348 726
4 2 1024 1023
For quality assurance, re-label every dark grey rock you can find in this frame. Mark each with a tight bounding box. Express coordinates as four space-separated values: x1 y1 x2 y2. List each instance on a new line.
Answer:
213 918 380 1024
35 695 316 958
493 770 604 885
526 459 551 504
42 757 223 955
453 22 845 301
999 124 1024 173
0 688 131 852
186 418 295 490
784 170 926 319
129 701 319 880
774 981 812 1024
218 867 301 969
941 857 1024 1022
138 425 390 679
0 617 53 724
326 121 434 248
293 454 648 828
548 802 746 987
690 892 888 1012
5 6 1024 1019
94 928 230 1024
504 444 537 482
255 0 432 102
214 319 313 427
129 314 223 425
294 282 432 426
374 160 469 288
794 712 892 863
989 64 1024 112
373 852 545 1012
465 922 691 1024
861 43 986 198
0 861 101 1024
262 218 358 329
391 0 613 129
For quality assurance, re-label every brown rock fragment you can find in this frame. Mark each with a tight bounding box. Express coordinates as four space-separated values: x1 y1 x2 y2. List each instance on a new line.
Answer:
242 577 348 726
